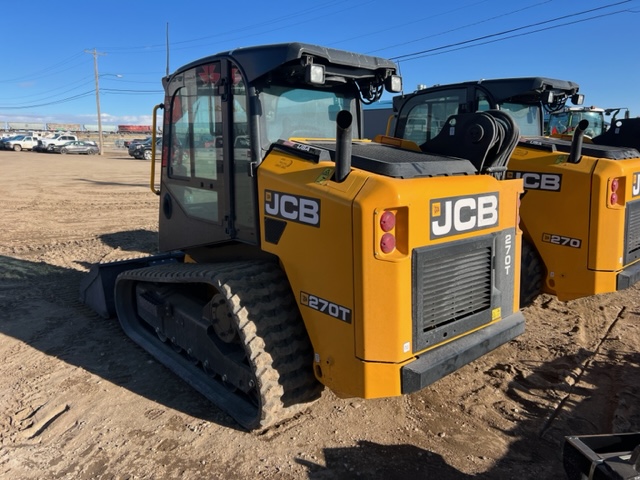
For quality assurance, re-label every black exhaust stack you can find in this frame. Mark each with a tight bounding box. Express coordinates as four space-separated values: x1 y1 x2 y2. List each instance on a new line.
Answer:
334 110 353 182
568 119 589 164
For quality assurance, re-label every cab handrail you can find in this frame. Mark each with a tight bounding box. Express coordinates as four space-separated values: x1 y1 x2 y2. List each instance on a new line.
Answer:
150 103 164 195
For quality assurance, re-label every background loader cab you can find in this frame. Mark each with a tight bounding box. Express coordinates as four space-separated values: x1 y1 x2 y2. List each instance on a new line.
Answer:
546 105 606 137
82 43 525 431
389 77 640 303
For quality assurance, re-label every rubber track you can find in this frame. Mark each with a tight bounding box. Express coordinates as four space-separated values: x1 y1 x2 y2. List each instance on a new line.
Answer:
114 260 323 430
520 239 544 307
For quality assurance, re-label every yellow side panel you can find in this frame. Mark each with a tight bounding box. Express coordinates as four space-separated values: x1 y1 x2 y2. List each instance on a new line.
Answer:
258 152 366 396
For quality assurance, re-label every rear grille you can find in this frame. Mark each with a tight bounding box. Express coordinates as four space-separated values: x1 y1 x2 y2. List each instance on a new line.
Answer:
625 199 640 264
412 235 495 353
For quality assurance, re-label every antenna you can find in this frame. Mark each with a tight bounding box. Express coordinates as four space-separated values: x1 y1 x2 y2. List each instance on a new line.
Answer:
166 23 170 77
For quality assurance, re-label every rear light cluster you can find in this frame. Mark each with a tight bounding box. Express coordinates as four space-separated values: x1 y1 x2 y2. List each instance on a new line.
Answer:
376 207 408 258
611 177 620 205
379 210 396 254
608 176 625 208
380 210 396 253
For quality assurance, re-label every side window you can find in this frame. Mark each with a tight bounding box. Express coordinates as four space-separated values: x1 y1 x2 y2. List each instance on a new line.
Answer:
499 103 541 136
400 89 466 143
477 92 491 112
231 66 255 238
167 62 224 224
548 112 569 135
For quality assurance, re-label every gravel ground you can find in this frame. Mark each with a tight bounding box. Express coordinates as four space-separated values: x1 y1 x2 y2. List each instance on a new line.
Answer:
0 149 638 479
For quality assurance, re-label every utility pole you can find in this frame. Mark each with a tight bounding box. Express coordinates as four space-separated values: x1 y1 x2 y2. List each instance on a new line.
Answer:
85 48 106 155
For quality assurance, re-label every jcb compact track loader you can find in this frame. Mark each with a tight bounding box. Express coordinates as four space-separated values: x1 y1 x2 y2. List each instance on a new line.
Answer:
81 43 525 430
386 77 640 304
546 105 631 137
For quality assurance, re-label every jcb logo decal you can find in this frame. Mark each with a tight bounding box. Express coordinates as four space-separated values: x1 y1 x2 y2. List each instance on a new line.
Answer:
264 190 320 227
507 171 562 191
632 172 640 197
430 193 499 239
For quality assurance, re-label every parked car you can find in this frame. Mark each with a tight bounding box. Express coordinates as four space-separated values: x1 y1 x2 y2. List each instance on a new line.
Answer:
0 135 23 149
53 140 99 155
132 138 161 160
4 135 40 151
124 137 148 149
128 137 152 157
37 134 79 152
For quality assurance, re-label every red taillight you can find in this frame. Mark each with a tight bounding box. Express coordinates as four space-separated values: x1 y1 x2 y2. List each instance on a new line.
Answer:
380 233 396 253
380 211 396 232
610 177 621 205
611 192 618 204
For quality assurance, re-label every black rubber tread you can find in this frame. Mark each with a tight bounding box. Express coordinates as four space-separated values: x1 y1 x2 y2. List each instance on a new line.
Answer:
520 239 544 307
114 260 322 430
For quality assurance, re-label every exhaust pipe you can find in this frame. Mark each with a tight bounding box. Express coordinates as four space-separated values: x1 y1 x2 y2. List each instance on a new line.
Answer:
334 110 353 182
568 119 589 164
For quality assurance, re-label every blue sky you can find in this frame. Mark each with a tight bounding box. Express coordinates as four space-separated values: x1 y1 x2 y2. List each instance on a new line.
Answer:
1 0 639 128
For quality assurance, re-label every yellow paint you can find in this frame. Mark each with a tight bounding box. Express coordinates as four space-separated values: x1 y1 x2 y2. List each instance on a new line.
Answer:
509 145 640 300
257 146 523 398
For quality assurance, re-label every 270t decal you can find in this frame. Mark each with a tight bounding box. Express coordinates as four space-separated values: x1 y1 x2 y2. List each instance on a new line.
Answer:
300 292 352 323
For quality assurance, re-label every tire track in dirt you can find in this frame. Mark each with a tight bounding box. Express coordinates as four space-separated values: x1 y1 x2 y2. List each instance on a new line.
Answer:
538 305 627 437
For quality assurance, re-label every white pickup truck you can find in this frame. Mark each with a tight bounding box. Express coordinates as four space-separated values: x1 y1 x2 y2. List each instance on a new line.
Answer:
4 135 40 151
38 134 78 152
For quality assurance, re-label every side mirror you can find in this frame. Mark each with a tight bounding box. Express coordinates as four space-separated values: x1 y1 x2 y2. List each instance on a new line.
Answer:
571 94 584 105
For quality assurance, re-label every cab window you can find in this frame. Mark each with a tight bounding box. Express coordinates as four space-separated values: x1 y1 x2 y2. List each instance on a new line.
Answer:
397 89 466 144
167 63 224 224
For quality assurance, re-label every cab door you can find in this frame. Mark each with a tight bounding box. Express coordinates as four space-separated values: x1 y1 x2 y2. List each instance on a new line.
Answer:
159 61 231 251
158 60 257 252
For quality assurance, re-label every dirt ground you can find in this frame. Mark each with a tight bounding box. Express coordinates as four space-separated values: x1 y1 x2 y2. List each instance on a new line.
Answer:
0 148 638 480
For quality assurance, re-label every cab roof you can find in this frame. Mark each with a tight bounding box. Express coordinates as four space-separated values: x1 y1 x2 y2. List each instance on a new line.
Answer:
397 77 580 106
167 42 398 84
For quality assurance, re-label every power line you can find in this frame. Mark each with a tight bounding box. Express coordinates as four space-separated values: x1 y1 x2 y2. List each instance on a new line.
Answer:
399 8 634 61
364 0 552 54
390 0 634 61
93 1 358 53
330 0 493 47
101 88 163 94
0 52 88 84
0 91 95 109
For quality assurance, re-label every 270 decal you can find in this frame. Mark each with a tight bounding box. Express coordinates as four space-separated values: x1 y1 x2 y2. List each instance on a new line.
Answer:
542 233 582 248
300 292 351 323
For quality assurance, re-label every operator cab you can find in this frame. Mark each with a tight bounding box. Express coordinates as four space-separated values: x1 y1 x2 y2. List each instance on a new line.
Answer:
392 77 584 142
158 43 401 253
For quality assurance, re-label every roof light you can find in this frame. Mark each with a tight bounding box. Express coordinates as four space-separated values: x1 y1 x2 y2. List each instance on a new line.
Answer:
305 64 325 85
385 75 402 93
571 93 585 105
